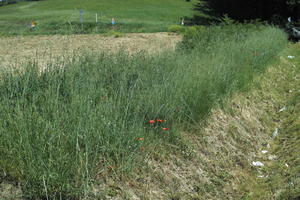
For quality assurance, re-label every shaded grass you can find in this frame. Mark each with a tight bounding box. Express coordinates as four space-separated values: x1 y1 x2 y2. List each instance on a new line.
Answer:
0 25 288 199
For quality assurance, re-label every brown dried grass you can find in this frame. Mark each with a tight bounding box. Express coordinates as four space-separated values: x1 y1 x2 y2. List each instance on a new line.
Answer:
0 33 181 69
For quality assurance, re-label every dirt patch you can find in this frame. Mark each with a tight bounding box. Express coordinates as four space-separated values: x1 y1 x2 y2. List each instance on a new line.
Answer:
0 33 181 68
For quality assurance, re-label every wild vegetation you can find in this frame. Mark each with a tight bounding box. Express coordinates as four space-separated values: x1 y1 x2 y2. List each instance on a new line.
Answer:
191 0 300 42
1 0 299 199
0 24 288 199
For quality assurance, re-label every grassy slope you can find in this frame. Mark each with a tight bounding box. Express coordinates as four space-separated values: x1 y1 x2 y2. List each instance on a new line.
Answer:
0 25 288 199
0 41 297 200
98 43 299 200
239 44 300 200
0 0 196 35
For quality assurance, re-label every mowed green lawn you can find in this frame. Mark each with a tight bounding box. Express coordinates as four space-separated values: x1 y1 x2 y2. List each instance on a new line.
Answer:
0 0 196 35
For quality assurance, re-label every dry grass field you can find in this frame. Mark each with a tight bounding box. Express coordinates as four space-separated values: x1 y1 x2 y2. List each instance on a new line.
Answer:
0 33 181 68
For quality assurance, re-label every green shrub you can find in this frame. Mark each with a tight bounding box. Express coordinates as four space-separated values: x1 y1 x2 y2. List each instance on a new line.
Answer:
178 23 266 51
105 30 123 37
168 25 186 34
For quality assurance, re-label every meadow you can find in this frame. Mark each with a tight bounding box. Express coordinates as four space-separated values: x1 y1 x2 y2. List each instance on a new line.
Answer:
0 0 196 35
1 0 297 199
0 24 288 199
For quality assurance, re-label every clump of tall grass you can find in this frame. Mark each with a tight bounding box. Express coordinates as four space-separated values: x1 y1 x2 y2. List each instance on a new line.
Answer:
0 25 287 199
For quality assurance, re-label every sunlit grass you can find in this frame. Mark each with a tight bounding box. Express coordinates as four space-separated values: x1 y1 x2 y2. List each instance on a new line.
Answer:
0 25 288 199
0 0 196 35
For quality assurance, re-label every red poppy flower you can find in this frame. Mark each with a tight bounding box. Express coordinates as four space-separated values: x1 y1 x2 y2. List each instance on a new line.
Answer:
149 120 155 124
156 119 165 122
162 128 169 131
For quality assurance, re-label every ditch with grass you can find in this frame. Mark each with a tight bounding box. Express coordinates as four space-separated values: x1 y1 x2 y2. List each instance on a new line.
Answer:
237 45 300 200
0 23 291 199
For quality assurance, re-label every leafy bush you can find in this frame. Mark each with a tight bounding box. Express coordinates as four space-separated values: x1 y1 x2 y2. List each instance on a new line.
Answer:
105 30 123 37
168 25 186 34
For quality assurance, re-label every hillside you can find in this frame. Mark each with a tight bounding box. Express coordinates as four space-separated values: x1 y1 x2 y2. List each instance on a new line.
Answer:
0 0 196 35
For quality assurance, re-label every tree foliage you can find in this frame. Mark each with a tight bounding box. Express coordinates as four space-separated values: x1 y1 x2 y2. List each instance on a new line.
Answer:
193 0 300 25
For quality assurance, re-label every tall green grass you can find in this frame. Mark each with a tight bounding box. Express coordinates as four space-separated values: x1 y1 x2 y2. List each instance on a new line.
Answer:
0 25 287 199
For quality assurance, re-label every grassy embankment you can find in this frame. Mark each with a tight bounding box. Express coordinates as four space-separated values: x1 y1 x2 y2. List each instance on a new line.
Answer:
0 25 288 199
238 45 300 200
0 0 195 36
104 40 299 200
